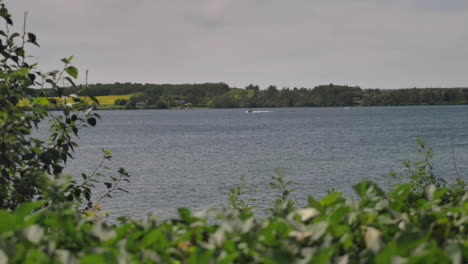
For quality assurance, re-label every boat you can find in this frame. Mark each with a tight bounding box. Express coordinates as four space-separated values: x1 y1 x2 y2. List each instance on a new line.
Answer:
245 109 271 113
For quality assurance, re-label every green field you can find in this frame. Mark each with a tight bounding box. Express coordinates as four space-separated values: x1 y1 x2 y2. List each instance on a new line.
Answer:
90 95 131 105
19 95 132 107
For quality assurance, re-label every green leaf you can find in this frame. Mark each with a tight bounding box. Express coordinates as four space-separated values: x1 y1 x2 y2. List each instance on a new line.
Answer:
14 201 45 221
117 188 129 193
87 117 96 126
61 56 74 64
13 67 30 77
311 246 335 264
188 249 214 264
0 211 16 232
329 206 350 225
0 8 12 25
353 180 384 198
321 192 342 206
65 66 78 79
178 208 197 224
80 253 109 264
9 32 20 40
142 229 164 247
33 97 49 106
308 195 323 211
375 241 398 264
64 76 76 87
89 95 99 105
27 32 39 46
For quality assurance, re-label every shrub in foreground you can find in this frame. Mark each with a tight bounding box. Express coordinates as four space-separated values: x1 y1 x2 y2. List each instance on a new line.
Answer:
0 180 466 263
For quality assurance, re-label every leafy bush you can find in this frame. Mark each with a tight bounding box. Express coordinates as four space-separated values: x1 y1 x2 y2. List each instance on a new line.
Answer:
389 139 446 193
0 180 466 263
0 1 129 212
390 139 467 205
0 2 102 210
268 169 296 216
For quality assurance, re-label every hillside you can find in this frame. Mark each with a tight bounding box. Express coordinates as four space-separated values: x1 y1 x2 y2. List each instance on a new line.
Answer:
37 83 468 109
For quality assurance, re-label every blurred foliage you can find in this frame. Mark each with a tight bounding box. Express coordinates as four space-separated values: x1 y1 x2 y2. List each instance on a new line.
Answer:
0 180 466 263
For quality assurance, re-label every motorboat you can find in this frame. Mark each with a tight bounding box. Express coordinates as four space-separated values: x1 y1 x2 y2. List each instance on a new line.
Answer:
245 109 271 113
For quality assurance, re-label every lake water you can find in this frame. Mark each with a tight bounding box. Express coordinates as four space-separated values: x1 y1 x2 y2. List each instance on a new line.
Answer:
61 106 468 219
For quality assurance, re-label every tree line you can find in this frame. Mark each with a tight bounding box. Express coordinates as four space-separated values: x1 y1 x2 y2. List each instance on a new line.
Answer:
39 82 468 108
362 88 468 106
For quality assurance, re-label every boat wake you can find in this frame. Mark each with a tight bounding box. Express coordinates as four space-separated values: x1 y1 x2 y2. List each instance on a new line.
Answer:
245 110 271 113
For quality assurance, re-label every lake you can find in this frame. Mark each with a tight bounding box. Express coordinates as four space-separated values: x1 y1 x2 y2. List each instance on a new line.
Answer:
61 106 468 219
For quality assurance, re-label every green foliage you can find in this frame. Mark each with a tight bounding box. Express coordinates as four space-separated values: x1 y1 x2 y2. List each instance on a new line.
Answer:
228 176 257 211
44 83 365 108
124 96 137 109
362 87 468 106
209 94 240 108
390 139 447 194
268 170 296 215
155 100 168 109
0 2 100 210
38 81 468 109
0 1 129 212
389 139 467 205
0 180 466 263
113 98 127 106
62 149 130 213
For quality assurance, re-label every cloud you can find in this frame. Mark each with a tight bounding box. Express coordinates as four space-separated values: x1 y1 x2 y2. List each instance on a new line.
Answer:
5 0 468 88
195 0 232 27
411 0 468 12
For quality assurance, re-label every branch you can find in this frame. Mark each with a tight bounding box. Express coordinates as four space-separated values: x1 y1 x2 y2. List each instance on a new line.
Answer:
450 137 462 179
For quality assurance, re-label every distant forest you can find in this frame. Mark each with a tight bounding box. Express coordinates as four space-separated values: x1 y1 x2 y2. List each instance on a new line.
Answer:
42 82 468 108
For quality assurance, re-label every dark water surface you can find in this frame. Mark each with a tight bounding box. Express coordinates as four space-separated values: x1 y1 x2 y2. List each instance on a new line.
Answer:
62 106 468 218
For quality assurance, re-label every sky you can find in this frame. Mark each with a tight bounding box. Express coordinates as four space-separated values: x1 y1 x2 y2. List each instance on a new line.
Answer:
6 0 468 89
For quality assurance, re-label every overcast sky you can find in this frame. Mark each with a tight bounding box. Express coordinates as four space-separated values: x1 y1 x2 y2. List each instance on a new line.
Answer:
7 0 468 89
